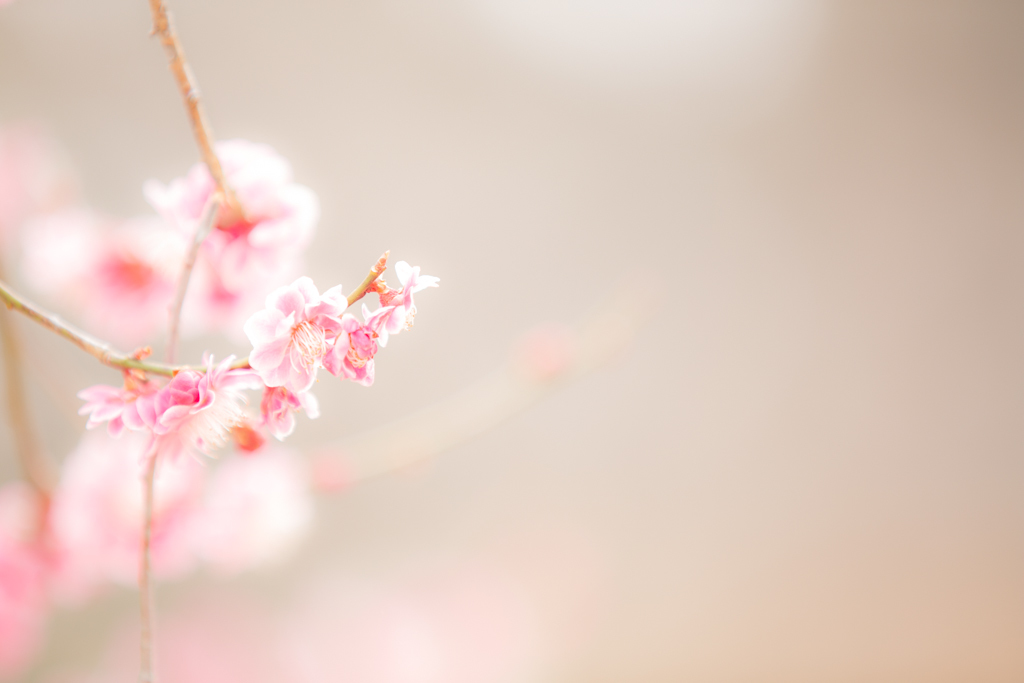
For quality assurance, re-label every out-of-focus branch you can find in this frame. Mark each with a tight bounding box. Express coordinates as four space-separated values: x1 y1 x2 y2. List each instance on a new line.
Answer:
166 195 219 363
346 251 389 307
0 264 57 502
146 0 242 226
310 286 644 490
138 452 158 683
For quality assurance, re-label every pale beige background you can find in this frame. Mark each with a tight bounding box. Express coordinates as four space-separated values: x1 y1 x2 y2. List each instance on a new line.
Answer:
1 1 1023 681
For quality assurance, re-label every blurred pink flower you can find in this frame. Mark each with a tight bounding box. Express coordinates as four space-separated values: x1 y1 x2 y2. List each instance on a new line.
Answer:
144 140 319 334
0 122 78 250
281 566 541 683
323 304 393 387
48 431 206 591
44 596 291 683
199 447 312 573
376 261 439 346
260 386 319 440
21 210 185 347
244 277 346 393
0 484 49 680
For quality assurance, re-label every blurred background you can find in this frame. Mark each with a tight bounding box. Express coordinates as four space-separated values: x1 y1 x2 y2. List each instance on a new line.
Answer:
2 0 1024 680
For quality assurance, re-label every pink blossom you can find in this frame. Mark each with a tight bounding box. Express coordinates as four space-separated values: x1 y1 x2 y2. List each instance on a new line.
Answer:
48 431 206 590
260 386 319 440
323 304 393 387
0 484 49 679
199 447 312 574
22 210 186 347
244 277 346 393
130 356 262 461
78 376 160 438
144 140 319 334
376 261 439 346
78 357 261 461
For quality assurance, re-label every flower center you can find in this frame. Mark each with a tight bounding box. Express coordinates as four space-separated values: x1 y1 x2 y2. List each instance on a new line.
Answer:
346 329 377 368
291 320 327 367
102 254 155 291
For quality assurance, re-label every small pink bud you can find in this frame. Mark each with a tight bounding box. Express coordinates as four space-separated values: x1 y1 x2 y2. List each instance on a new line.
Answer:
231 423 266 453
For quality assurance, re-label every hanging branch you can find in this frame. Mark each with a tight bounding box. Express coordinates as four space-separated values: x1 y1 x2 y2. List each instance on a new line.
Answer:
0 267 57 504
137 451 158 683
146 0 243 225
166 195 220 363
311 284 645 490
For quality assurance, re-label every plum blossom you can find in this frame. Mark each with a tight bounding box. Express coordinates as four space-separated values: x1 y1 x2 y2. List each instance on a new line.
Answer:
22 210 186 347
376 260 440 346
48 431 206 590
323 304 393 387
199 447 312 573
78 356 261 461
131 356 262 460
0 484 49 679
261 386 319 440
145 140 319 335
78 375 160 438
244 277 346 393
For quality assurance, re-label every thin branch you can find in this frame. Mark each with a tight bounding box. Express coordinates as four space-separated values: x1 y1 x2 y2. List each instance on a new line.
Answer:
138 452 158 683
146 0 242 225
166 195 220 363
0 264 57 501
0 246 390 379
346 251 389 307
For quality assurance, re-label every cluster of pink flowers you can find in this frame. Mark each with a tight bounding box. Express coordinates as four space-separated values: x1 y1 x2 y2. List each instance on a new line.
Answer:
0 124 438 679
246 263 437 403
18 140 317 347
145 140 319 337
78 260 437 457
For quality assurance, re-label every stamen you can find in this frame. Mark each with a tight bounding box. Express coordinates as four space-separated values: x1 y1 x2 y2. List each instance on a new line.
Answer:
346 342 368 368
291 321 327 367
